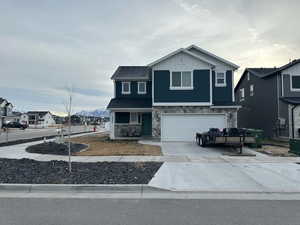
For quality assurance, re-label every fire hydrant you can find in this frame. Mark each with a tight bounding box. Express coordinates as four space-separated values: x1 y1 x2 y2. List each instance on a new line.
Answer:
93 125 97 132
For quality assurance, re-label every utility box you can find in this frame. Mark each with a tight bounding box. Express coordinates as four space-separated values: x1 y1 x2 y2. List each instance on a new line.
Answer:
289 139 300 155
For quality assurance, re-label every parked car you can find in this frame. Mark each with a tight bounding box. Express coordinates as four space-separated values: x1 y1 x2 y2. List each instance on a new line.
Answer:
2 122 28 130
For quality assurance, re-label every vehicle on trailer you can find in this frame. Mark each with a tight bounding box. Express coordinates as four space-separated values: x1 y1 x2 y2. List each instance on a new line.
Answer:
196 128 256 154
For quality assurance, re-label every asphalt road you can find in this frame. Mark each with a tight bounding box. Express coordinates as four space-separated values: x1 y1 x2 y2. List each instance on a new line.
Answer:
0 125 96 143
0 198 300 225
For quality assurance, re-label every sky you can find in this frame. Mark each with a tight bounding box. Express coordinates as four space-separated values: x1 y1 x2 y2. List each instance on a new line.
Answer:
1 0 299 115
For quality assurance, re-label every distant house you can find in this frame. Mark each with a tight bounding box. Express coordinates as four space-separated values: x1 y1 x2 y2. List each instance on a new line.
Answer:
4 111 22 124
26 111 56 127
234 59 300 139
0 98 14 127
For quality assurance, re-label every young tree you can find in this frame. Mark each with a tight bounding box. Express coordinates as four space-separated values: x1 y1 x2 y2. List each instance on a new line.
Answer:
63 86 73 173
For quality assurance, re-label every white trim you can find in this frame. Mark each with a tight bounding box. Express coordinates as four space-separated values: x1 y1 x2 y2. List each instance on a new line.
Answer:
281 73 284 97
137 81 147 94
130 112 139 124
215 71 226 87
290 74 300 92
185 45 239 70
147 48 216 67
153 102 211 106
210 105 241 109
109 108 152 112
121 82 131 94
170 71 193 90
232 71 235 102
209 68 213 104
247 72 250 81
113 80 116 98
152 70 154 105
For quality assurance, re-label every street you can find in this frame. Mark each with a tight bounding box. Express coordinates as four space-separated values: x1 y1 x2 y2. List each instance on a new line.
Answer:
0 197 300 225
0 126 97 143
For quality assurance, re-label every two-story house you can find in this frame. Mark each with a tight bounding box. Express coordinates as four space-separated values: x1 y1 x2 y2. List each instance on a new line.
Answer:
107 45 240 141
27 111 56 127
0 97 13 128
234 59 300 139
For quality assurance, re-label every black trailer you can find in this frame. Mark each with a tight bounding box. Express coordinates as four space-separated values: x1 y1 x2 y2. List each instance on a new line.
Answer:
196 128 256 154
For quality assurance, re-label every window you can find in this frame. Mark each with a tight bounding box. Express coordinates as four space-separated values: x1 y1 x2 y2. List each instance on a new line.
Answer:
130 112 139 124
247 72 250 81
138 82 146 94
250 84 254 96
170 71 193 89
122 82 131 94
215 72 226 87
240 88 245 101
291 75 300 91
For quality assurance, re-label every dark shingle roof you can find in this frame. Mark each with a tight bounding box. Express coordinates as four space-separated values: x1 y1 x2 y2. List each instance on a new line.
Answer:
265 59 300 77
111 66 151 80
247 68 278 78
107 98 152 109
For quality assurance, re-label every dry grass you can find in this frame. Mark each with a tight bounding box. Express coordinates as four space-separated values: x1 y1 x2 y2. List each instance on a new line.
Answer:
257 145 296 157
69 133 162 156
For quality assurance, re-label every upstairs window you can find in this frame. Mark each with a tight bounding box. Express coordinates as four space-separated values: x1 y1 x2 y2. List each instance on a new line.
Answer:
122 82 131 94
170 71 193 89
215 72 226 87
138 82 146 94
250 84 254 96
291 75 300 91
240 88 245 101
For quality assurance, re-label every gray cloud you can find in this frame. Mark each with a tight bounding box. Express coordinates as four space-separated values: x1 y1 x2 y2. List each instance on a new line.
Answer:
0 0 299 113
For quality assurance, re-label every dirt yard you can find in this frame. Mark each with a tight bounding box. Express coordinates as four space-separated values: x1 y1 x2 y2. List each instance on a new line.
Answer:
257 145 296 157
69 133 162 156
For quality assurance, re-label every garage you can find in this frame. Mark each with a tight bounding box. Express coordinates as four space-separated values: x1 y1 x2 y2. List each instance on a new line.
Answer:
161 114 226 142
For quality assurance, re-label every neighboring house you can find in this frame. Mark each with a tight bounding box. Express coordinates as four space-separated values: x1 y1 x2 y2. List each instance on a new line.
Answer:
0 98 14 128
234 59 300 139
27 111 56 127
107 45 240 141
4 111 22 124
20 113 29 124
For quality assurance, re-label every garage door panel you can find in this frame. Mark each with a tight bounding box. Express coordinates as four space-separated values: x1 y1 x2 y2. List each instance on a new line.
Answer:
162 114 226 142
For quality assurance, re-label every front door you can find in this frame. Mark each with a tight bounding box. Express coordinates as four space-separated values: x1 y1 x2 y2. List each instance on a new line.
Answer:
142 113 152 136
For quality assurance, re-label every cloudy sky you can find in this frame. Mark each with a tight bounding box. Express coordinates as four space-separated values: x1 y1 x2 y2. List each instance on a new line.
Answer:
1 0 299 115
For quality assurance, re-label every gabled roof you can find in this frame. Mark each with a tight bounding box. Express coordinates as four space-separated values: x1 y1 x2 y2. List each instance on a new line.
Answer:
0 98 8 105
264 59 300 77
147 48 216 68
111 66 151 80
107 98 152 109
185 45 239 70
234 67 278 92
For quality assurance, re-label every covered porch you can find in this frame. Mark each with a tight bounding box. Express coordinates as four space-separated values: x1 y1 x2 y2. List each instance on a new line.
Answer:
107 98 153 139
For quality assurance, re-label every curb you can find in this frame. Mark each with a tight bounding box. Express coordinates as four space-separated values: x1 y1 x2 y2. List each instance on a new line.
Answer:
0 184 167 193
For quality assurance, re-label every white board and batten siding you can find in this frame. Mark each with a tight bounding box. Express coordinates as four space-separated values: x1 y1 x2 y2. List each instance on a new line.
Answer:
161 114 227 142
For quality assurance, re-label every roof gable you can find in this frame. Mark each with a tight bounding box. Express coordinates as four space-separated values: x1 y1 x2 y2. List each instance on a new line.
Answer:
185 45 239 70
147 48 216 68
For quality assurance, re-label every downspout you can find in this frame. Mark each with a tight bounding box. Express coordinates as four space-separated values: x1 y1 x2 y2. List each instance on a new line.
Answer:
291 104 298 139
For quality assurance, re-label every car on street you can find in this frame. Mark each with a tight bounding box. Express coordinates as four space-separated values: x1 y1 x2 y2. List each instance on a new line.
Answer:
2 121 28 130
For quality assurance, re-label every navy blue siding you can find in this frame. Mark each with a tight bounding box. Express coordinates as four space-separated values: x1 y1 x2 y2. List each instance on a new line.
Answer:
115 81 152 99
212 70 233 105
154 70 210 102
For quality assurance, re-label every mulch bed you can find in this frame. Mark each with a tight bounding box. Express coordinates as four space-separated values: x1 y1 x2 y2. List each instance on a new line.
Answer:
26 142 87 155
0 158 162 184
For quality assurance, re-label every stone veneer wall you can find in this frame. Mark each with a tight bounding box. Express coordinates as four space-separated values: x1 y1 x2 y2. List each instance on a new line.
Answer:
115 124 142 137
152 106 238 138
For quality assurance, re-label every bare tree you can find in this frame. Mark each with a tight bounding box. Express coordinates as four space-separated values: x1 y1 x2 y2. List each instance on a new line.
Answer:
63 86 73 173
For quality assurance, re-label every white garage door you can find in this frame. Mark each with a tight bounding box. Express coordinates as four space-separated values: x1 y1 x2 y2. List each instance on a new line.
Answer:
161 114 226 142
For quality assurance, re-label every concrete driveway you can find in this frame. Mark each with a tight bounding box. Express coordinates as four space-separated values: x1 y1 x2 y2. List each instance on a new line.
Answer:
149 141 300 192
161 141 260 157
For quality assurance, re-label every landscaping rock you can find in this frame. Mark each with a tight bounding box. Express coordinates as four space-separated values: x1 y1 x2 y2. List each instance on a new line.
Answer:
26 142 87 155
0 158 162 184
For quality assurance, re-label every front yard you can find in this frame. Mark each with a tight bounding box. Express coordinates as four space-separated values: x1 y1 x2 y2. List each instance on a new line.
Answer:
70 133 162 156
